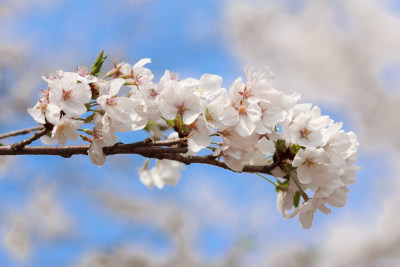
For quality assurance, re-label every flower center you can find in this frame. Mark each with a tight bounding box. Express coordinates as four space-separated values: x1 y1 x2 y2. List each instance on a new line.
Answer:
149 89 158 97
106 97 117 106
300 128 311 139
238 86 252 99
304 158 316 167
62 89 72 100
178 103 186 114
77 66 89 77
135 75 143 84
205 110 215 123
237 105 247 115
93 129 103 139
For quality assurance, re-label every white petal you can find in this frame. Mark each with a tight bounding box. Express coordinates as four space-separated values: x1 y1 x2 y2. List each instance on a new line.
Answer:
158 98 179 120
299 207 315 230
27 108 45 124
198 74 222 92
182 109 200 125
133 58 151 68
297 165 312 184
109 78 125 96
224 154 245 172
88 141 106 167
45 104 62 125
235 115 255 137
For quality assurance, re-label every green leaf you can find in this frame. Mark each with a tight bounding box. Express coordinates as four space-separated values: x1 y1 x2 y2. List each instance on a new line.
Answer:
90 50 108 77
278 179 290 190
0 142 3 146
165 119 175 127
275 139 286 151
293 191 302 208
289 144 301 155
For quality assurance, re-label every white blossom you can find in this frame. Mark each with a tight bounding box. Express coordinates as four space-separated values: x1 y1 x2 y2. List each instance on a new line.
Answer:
157 81 202 124
48 72 92 117
51 118 83 146
292 147 336 185
139 160 184 189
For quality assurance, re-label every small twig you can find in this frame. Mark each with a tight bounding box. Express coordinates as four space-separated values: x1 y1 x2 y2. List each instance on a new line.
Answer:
10 127 51 150
287 170 309 201
0 126 44 140
255 172 277 186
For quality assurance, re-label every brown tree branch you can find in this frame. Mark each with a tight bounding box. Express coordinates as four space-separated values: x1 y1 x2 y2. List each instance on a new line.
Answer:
151 153 279 174
0 137 276 176
0 126 45 140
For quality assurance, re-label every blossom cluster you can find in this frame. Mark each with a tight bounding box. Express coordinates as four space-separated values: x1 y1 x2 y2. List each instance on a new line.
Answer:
27 53 360 229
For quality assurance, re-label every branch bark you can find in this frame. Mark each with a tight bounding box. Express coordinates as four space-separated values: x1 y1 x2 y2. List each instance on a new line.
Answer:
0 137 276 176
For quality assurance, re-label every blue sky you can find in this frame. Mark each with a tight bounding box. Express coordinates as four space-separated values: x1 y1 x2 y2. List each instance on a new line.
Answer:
0 0 383 266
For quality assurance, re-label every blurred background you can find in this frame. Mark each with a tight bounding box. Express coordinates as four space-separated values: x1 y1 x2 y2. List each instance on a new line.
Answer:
0 0 399 266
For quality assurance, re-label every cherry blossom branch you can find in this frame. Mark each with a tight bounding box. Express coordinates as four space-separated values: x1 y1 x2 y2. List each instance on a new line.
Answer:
0 126 45 140
0 136 276 175
10 51 360 229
